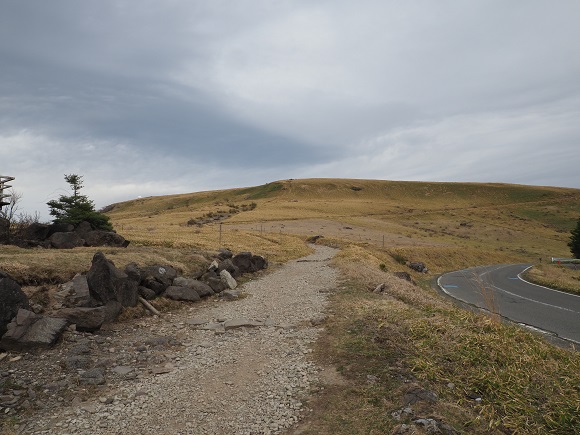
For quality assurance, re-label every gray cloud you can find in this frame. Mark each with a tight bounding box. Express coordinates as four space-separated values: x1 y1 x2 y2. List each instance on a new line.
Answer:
2 1 579 219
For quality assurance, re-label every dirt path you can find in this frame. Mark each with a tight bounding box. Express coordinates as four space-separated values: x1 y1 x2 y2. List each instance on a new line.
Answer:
11 244 339 434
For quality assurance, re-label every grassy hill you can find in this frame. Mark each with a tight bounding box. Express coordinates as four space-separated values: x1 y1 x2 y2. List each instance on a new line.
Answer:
106 178 580 272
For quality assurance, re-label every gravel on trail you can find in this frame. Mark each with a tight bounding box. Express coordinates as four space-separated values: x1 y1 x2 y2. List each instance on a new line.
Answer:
11 244 339 435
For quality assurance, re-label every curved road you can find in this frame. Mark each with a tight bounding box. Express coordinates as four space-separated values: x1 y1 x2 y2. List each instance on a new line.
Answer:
438 264 580 344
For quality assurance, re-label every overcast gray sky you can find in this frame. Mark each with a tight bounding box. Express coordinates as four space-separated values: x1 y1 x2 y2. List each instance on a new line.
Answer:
2 1 579 220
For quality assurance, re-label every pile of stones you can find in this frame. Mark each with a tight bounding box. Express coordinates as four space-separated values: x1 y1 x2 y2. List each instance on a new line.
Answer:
0 249 268 352
10 221 129 249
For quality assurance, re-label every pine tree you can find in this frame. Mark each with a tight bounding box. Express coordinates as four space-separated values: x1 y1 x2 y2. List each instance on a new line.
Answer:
568 217 580 259
47 174 112 231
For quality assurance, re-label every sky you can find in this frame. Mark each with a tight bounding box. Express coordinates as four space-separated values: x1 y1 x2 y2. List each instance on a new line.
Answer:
1 1 579 220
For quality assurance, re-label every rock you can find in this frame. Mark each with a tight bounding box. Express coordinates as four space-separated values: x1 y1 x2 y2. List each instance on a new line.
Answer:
87 252 138 307
74 221 93 237
223 318 264 330
173 277 215 296
54 274 91 308
190 280 214 297
306 235 323 243
138 286 157 300
164 286 201 302
54 306 108 332
217 248 233 260
0 271 30 337
142 277 166 295
47 223 74 237
218 259 240 278
251 255 268 272
124 263 141 283
408 262 428 273
219 270 237 289
111 366 134 376
0 309 68 351
140 265 177 294
373 283 387 294
83 230 129 248
79 367 106 385
21 223 50 241
232 252 253 274
206 277 227 293
49 232 85 249
208 260 219 272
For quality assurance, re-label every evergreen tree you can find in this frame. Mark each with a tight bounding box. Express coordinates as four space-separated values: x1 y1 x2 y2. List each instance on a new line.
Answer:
47 174 113 231
569 217 580 259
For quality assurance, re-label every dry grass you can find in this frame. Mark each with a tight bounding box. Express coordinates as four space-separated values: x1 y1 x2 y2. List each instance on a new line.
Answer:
523 263 580 295
298 243 580 434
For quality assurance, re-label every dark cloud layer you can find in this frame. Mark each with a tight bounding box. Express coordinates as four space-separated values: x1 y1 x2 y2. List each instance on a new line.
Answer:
2 1 579 219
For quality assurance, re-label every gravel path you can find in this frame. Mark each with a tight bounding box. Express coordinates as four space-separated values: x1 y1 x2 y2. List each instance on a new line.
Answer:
17 244 338 434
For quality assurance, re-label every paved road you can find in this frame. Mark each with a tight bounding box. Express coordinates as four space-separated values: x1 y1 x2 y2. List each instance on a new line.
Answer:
438 264 580 344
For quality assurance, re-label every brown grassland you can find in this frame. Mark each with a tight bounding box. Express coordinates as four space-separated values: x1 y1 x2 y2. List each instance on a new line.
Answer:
2 178 580 434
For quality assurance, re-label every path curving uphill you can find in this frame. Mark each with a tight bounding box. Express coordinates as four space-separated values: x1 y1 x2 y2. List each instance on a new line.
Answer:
18 245 339 435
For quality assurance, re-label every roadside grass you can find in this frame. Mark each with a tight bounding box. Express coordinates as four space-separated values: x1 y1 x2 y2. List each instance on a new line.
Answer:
300 243 580 434
522 263 580 296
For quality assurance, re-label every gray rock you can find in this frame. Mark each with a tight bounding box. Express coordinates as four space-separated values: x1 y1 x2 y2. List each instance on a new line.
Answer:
219 270 237 289
206 277 226 293
217 248 233 260
83 230 128 248
232 252 253 274
87 252 138 308
189 280 214 297
0 271 29 337
219 258 241 278
223 319 264 330
55 274 91 308
79 367 106 385
164 286 201 302
49 232 85 249
74 221 93 237
54 306 107 332
138 286 157 300
0 309 68 351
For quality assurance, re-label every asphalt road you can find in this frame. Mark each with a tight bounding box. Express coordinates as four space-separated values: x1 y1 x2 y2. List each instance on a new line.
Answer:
438 264 580 344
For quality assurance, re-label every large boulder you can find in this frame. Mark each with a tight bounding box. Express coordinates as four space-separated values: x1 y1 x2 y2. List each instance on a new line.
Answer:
0 309 68 351
140 265 178 294
170 278 214 298
232 252 253 274
54 306 107 332
47 223 74 237
86 252 138 308
74 221 93 237
232 252 268 274
54 274 91 308
49 232 85 249
83 230 129 248
0 271 30 337
21 222 50 241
